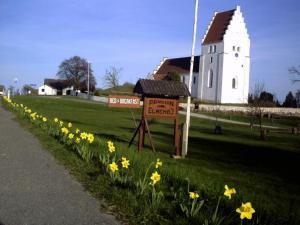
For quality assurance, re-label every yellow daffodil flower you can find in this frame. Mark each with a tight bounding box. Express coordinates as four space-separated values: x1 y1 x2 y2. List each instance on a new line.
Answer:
42 117 47 122
224 185 236 199
189 192 199 200
80 132 88 140
59 121 64 127
108 162 119 173
107 141 115 153
68 122 72 128
68 133 74 139
150 171 161 186
61 127 69 135
87 133 94 144
121 157 130 169
54 118 59 123
236 202 255 220
155 158 162 169
75 128 80 134
75 137 80 144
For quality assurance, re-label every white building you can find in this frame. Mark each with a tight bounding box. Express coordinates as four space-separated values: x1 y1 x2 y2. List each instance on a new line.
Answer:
152 6 250 104
38 79 73 96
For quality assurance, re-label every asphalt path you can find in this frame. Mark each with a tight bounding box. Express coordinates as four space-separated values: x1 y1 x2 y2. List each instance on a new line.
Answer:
0 104 120 225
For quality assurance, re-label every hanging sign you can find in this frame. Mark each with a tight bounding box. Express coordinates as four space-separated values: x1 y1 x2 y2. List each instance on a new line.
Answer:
108 95 140 108
143 97 178 119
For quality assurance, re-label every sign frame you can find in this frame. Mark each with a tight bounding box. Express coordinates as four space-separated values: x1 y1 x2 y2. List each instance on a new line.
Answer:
143 97 179 119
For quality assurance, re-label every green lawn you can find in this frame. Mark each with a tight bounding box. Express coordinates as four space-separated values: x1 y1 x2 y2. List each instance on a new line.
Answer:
9 95 300 223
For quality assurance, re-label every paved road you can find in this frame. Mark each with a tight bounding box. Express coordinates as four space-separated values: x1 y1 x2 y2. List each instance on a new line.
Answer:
0 104 120 225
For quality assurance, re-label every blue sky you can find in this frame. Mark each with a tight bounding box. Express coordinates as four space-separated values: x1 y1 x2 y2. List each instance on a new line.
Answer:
0 0 299 101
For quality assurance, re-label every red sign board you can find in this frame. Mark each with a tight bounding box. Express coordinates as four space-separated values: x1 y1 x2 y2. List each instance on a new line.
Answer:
143 97 178 119
108 95 140 108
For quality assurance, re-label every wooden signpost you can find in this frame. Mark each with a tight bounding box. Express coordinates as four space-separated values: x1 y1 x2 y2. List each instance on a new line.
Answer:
129 79 190 156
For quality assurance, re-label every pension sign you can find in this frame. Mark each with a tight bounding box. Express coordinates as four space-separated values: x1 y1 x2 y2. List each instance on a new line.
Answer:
143 97 178 119
108 95 140 108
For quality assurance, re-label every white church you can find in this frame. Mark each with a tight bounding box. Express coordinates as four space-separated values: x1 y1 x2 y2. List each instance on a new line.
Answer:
152 6 250 104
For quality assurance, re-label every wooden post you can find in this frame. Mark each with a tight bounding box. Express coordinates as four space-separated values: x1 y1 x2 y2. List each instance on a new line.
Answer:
145 119 156 152
174 117 181 156
138 118 145 151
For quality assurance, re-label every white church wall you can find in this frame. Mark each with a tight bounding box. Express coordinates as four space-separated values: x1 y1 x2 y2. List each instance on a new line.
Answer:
221 7 250 104
181 73 198 97
197 42 224 103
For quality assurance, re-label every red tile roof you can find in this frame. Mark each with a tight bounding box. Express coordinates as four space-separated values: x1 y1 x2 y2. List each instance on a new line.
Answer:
202 9 235 45
153 56 200 80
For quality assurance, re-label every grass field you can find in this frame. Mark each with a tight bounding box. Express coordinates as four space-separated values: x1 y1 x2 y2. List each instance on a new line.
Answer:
7 95 300 224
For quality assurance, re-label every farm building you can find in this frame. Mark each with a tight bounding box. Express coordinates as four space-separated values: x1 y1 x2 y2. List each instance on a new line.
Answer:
38 79 73 96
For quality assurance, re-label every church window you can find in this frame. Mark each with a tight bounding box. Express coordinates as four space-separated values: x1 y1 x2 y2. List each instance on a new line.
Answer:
233 46 236 51
193 76 196 84
182 76 185 84
210 57 213 63
232 78 237 89
213 45 217 53
208 70 213 88
237 47 240 52
209 45 213 53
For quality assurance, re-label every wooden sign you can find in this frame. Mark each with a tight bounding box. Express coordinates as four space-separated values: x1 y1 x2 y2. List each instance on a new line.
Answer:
108 95 140 108
143 97 178 119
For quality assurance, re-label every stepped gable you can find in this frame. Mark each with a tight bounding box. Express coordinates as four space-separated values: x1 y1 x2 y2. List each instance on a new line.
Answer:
202 9 235 45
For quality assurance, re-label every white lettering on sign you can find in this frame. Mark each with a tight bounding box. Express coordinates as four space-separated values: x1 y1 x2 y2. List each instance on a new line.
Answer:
108 95 140 108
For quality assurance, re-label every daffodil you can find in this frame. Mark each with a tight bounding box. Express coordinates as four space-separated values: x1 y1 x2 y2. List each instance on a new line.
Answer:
107 141 115 153
54 118 59 123
68 133 74 139
189 192 199 200
108 162 119 173
61 127 69 135
59 121 64 127
236 202 255 220
224 185 236 199
121 157 130 169
75 128 80 134
87 133 94 144
150 171 161 186
80 132 88 140
42 117 47 122
68 122 72 128
75 137 80 144
155 158 162 169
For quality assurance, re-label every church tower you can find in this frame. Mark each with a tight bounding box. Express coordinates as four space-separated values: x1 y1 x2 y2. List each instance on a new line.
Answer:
197 6 250 104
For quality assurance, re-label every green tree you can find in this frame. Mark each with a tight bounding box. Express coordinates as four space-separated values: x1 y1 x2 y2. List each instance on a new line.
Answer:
282 91 297 108
57 56 96 92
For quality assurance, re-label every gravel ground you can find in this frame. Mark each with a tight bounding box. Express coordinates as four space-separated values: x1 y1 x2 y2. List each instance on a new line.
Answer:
0 104 120 225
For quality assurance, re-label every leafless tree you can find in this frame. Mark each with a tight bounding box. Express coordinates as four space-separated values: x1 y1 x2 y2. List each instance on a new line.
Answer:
249 82 268 139
289 66 300 83
104 66 122 88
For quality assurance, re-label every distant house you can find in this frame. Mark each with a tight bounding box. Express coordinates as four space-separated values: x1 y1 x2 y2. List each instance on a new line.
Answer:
38 79 73 96
0 85 5 96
